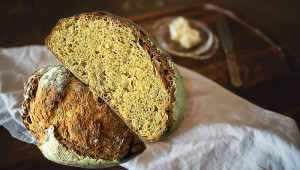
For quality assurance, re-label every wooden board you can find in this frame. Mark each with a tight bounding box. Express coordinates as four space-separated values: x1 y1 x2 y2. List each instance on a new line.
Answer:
129 3 300 126
129 3 289 89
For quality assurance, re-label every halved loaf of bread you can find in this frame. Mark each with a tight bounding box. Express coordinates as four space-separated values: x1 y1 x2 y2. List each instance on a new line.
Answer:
21 65 145 168
46 12 187 141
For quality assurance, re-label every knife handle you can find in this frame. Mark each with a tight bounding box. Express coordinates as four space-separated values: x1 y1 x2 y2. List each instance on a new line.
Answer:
225 50 243 87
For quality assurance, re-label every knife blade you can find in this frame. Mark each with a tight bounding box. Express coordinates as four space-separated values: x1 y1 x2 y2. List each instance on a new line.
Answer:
217 19 243 87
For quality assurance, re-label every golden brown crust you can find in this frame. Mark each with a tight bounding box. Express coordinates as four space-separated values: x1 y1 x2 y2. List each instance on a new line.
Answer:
45 12 177 141
21 65 145 161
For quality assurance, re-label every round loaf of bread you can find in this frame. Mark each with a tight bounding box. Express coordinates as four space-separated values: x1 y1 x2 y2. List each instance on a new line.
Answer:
46 12 187 142
21 65 145 169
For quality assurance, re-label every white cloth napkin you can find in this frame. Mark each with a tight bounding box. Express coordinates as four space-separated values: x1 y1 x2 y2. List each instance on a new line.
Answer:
0 45 299 170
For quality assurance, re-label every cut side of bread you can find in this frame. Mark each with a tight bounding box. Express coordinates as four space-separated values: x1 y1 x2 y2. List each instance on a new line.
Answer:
21 65 145 168
46 12 187 142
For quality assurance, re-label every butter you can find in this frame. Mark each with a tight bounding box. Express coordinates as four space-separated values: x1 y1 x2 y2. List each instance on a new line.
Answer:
169 17 201 49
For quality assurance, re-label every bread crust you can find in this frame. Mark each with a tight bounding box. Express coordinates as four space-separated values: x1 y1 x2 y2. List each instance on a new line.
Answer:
45 11 187 141
21 65 145 168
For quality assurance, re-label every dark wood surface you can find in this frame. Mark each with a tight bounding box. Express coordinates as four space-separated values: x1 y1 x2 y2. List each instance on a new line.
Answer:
1 1 300 170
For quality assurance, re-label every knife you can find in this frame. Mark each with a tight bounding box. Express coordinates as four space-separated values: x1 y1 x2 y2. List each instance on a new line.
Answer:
217 19 243 87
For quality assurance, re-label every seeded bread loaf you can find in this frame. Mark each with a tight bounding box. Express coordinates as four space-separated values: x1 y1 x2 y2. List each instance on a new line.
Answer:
21 65 145 169
46 12 187 142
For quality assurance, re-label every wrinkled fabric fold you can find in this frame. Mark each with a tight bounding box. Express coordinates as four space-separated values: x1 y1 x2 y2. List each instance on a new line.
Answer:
0 45 60 144
0 45 299 169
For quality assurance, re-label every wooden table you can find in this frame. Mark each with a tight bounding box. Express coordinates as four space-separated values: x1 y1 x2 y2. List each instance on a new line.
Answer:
1 1 299 170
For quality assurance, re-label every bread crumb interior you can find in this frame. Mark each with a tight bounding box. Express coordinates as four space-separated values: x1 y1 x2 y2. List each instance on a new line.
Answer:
47 15 170 140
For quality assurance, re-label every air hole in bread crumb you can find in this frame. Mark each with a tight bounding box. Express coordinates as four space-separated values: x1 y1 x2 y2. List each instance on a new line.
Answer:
27 116 32 124
138 38 143 45
154 106 158 112
95 51 99 54
73 62 79 66
164 70 168 75
125 73 131 78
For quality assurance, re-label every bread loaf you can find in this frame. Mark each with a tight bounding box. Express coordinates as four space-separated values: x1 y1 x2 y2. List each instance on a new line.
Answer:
21 65 145 169
46 12 187 142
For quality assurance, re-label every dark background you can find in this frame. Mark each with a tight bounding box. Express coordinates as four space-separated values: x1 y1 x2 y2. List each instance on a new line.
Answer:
1 0 300 170
1 0 300 59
